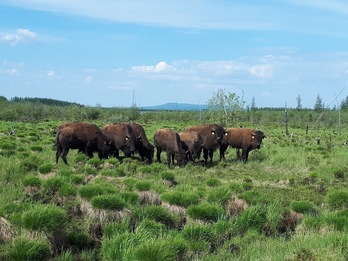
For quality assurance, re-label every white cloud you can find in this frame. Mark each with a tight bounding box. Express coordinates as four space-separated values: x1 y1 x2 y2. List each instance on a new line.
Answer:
0 28 37 45
249 64 273 79
5 68 18 75
47 70 55 77
85 75 93 83
132 61 175 73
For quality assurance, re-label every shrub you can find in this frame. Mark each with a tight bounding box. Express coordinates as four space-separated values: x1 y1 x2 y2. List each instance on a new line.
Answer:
78 184 117 200
186 203 225 222
21 204 67 232
161 191 200 207
135 181 151 191
38 163 54 174
22 174 41 187
328 190 348 210
9 238 51 261
290 201 315 214
91 194 127 210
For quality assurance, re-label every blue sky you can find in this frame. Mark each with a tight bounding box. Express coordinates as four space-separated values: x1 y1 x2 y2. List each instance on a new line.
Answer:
1 1 348 108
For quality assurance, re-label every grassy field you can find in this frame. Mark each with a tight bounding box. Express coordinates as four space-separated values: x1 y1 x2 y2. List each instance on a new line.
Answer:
1 118 348 260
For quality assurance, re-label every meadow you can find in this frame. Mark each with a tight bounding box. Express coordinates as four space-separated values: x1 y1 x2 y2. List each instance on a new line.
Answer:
0 103 348 260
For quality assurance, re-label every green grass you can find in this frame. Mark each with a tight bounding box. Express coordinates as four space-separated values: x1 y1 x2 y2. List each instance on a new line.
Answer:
2 118 348 260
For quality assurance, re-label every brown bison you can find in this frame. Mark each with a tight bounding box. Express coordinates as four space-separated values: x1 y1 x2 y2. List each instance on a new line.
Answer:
178 131 204 162
154 128 187 167
220 128 266 163
55 122 113 165
101 123 137 159
184 124 226 164
127 123 154 163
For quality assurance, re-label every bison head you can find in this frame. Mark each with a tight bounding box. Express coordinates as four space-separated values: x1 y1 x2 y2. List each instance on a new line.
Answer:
251 130 266 149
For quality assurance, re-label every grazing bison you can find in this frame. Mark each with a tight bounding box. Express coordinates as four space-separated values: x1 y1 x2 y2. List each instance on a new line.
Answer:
55 122 112 165
179 131 204 162
184 124 226 164
220 128 266 163
101 123 137 159
128 123 154 163
154 128 187 167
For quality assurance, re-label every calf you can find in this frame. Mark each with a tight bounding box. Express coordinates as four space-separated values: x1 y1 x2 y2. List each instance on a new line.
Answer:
179 131 204 162
220 128 266 163
154 128 187 167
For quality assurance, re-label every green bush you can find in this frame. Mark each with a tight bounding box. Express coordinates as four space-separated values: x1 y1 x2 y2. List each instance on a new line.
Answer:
91 194 127 210
161 191 200 207
21 204 67 232
9 238 51 261
38 163 54 174
328 190 348 210
186 203 225 222
135 181 151 191
22 174 41 187
291 201 315 214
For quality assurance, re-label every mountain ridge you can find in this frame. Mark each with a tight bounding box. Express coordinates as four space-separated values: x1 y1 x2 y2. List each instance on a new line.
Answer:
140 102 208 111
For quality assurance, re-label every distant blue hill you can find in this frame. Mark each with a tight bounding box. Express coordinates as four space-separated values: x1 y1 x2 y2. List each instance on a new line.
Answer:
140 103 208 111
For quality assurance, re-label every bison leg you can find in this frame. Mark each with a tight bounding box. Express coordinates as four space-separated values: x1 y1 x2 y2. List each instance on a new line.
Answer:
56 144 63 164
156 148 162 163
236 149 242 161
202 148 208 164
166 152 172 168
208 149 214 162
219 143 228 161
61 148 70 165
241 149 249 163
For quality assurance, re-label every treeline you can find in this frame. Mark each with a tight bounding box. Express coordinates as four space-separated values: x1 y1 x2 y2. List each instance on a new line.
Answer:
9 96 83 107
0 96 346 131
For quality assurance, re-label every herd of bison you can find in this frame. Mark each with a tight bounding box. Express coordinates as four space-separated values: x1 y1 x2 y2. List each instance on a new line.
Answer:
55 122 266 167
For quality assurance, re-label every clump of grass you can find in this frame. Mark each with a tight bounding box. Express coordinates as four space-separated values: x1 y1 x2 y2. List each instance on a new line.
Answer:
30 145 43 152
206 178 221 187
21 155 43 171
38 163 54 174
114 166 127 177
78 184 117 200
332 168 345 181
87 157 102 167
75 154 87 163
186 203 225 222
290 201 315 214
143 205 179 228
233 205 266 234
42 177 64 193
135 181 151 191
119 191 140 205
103 221 131 239
67 231 92 250
58 183 77 197
22 174 41 187
181 224 213 243
91 194 127 210
161 191 200 208
328 190 348 210
161 171 175 182
132 239 177 261
207 187 231 205
9 238 51 261
242 182 253 191
21 204 67 232
135 219 166 236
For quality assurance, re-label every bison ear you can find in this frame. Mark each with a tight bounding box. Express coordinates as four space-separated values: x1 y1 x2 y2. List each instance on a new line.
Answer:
252 133 256 139
125 136 129 141
211 130 215 135
137 135 142 141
